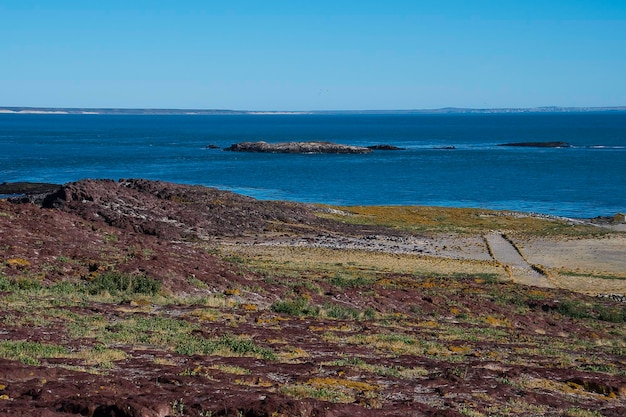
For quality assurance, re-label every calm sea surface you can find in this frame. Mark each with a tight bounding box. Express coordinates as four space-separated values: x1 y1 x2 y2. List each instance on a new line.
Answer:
1 113 625 218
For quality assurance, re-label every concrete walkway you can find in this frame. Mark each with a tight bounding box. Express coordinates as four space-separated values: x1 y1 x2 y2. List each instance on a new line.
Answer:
484 232 554 288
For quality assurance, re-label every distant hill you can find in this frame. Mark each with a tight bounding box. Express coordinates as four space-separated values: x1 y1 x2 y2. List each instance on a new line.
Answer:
1 105 625 115
0 107 246 115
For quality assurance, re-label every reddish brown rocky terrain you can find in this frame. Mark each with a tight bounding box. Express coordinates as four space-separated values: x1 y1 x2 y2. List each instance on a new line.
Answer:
0 179 624 417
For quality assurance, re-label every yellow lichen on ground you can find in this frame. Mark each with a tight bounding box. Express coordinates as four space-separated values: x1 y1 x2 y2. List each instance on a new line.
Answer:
5 257 31 268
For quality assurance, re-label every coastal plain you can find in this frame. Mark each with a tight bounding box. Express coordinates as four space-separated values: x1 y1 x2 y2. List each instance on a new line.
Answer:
0 179 625 417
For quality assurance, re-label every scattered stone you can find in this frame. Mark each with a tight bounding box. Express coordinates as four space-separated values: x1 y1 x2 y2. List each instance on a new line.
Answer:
597 293 626 303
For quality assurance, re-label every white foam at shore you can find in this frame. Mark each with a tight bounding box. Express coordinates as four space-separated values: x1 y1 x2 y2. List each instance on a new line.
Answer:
0 110 69 114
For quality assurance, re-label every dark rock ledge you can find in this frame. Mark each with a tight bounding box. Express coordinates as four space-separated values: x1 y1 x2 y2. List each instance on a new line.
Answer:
0 182 61 195
0 182 62 204
224 141 372 154
498 141 571 148
366 144 405 150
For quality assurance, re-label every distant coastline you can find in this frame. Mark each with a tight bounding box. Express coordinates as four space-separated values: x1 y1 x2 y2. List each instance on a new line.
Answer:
1 105 626 115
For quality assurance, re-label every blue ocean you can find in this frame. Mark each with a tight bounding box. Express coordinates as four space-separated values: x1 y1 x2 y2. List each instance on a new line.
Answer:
1 112 625 218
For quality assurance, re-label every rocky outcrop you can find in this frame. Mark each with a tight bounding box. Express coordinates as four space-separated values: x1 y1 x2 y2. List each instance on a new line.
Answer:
0 181 62 204
0 181 61 195
498 141 571 148
224 141 372 154
4 179 408 242
38 179 324 240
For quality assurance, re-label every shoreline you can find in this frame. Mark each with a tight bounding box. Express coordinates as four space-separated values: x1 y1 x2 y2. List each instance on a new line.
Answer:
2 178 624 296
1 180 623 226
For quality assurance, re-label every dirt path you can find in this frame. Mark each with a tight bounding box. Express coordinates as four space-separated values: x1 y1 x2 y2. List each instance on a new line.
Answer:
484 232 554 288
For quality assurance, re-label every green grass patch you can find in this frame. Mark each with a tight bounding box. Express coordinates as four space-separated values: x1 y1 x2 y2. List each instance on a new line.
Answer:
330 274 375 288
0 340 68 366
65 312 277 360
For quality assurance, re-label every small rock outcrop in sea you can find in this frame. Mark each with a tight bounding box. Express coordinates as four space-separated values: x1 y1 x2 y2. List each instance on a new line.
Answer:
0 182 62 204
366 144 405 150
498 141 571 148
224 141 372 154
0 182 61 195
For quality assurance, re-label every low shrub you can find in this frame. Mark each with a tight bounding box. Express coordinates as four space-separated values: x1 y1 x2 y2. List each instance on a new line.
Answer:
176 334 276 360
0 276 41 291
472 273 500 284
50 281 83 295
596 305 626 323
330 274 374 288
555 300 626 323
88 272 161 296
323 303 361 320
271 296 319 317
555 300 592 319
0 275 11 291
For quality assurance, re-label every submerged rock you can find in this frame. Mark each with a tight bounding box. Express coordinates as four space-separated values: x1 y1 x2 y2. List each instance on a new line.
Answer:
498 141 571 148
224 141 372 154
367 144 405 150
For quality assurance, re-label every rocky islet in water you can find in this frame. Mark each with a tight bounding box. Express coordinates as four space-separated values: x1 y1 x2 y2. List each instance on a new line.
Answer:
224 141 405 154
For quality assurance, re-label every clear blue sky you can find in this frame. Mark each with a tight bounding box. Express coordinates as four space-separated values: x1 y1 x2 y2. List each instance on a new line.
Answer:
1 1 625 110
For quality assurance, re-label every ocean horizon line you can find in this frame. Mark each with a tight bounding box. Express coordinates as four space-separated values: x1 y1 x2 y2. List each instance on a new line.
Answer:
1 105 626 115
